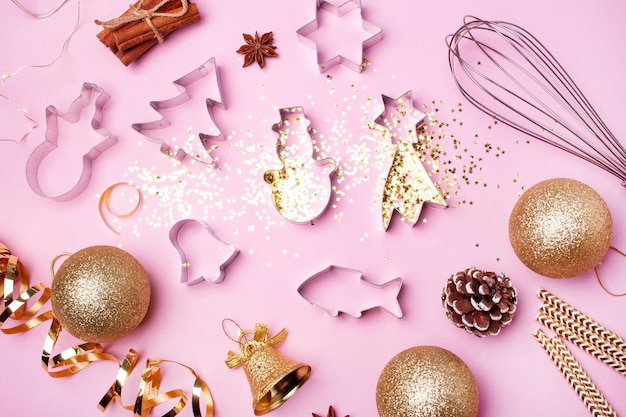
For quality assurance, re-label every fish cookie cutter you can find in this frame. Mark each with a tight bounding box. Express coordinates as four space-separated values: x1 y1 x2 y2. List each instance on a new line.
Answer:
297 265 403 318
296 0 382 73
169 219 239 285
132 58 225 165
25 82 118 202
264 106 337 224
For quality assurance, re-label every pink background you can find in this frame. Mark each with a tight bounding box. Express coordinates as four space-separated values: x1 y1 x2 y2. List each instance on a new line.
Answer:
2 0 626 416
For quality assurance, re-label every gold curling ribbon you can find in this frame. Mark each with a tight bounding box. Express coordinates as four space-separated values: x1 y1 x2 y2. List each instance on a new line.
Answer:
0 243 214 416
224 320 288 369
99 352 214 417
98 182 143 234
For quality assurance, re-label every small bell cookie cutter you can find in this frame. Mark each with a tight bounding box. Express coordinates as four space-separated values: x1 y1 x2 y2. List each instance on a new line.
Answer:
297 265 403 318
296 0 383 73
132 57 225 165
168 219 239 285
25 82 118 202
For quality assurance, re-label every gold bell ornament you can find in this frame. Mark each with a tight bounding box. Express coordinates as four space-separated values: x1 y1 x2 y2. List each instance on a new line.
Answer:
223 319 311 415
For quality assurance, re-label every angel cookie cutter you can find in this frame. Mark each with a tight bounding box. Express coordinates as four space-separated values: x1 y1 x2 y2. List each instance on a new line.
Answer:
169 219 239 285
297 265 403 318
296 0 383 73
25 82 117 202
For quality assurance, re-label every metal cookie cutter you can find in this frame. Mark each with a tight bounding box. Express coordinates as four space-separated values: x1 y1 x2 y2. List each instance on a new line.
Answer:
263 106 337 224
297 265 403 318
374 90 448 230
169 219 239 285
296 0 383 73
25 82 118 202
132 58 225 165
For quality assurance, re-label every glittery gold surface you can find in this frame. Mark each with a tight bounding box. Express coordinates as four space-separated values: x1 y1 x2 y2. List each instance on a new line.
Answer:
508 178 612 278
376 346 479 417
50 246 151 343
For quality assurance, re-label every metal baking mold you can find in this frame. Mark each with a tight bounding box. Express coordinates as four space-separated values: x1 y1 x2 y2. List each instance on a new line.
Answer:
169 219 239 285
297 265 403 318
132 57 225 165
296 0 382 73
25 82 117 202
374 90 447 230
263 106 337 224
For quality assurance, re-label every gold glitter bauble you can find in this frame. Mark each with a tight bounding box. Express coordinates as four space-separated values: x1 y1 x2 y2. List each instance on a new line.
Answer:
508 178 612 279
50 246 151 343
376 346 479 417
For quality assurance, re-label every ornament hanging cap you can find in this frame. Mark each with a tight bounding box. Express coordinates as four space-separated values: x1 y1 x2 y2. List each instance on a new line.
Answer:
222 319 311 415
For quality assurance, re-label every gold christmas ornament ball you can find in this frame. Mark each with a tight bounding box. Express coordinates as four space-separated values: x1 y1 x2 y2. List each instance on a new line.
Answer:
376 346 479 417
50 245 151 343
508 178 612 278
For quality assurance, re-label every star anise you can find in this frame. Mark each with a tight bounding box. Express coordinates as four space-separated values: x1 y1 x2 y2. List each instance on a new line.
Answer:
312 406 349 417
236 31 278 69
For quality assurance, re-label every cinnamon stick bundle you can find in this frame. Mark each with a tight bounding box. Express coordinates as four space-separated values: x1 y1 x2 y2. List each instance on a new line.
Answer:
96 0 201 66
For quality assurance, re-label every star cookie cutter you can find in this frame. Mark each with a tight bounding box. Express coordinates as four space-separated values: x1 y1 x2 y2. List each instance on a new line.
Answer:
263 106 337 224
374 91 447 229
296 0 383 73
297 265 403 318
25 82 117 202
132 58 225 165
169 219 239 285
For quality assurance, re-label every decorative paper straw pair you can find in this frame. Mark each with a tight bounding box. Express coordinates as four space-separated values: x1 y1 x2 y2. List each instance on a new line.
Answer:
534 288 624 417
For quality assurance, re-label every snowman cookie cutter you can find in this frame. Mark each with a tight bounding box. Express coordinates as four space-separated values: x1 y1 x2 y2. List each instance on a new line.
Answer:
263 106 337 224
25 82 117 202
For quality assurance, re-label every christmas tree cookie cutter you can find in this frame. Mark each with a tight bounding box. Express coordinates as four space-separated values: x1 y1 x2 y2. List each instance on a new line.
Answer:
296 0 382 73
25 82 118 202
297 265 403 318
132 57 225 165
169 219 239 285
264 106 337 224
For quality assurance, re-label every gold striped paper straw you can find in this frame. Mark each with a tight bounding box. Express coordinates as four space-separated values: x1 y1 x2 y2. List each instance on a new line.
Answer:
537 288 626 355
538 305 626 377
534 329 617 417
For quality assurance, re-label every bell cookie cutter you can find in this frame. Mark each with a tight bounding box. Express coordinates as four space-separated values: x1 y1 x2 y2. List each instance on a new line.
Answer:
297 265 403 318
25 82 118 202
263 106 337 224
296 0 383 73
169 219 239 285
132 57 225 165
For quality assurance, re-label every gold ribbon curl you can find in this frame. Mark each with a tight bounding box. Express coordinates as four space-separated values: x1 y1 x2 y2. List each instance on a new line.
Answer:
224 321 288 369
0 243 214 416
98 182 143 234
94 0 190 43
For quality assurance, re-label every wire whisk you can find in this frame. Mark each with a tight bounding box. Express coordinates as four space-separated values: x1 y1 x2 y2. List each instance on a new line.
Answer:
448 16 626 184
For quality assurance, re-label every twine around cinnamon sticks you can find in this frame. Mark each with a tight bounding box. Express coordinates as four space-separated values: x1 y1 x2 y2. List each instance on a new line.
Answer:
95 0 201 66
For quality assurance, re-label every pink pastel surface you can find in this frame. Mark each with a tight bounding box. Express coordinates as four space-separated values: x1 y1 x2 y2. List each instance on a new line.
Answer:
1 1 626 416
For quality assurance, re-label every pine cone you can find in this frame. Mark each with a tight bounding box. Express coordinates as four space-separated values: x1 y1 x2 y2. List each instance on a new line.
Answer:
442 267 517 337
